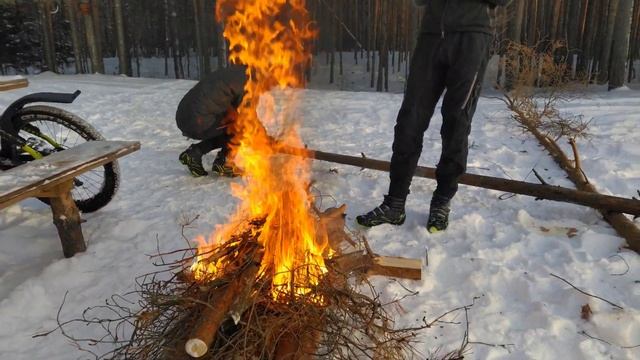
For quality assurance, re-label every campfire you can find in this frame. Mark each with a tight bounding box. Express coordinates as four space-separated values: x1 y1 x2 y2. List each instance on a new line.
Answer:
45 1 424 359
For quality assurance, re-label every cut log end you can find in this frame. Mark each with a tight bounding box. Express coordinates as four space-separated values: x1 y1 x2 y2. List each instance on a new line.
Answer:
185 338 208 358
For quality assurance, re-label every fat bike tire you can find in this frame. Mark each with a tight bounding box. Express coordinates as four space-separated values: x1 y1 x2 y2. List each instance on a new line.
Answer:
16 105 120 213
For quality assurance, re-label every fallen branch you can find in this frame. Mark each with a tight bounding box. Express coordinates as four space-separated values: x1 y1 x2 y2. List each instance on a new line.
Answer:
277 146 640 217
522 119 640 251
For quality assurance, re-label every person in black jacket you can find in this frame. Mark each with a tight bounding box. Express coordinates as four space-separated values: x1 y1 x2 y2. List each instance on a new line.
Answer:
357 0 510 232
176 66 247 177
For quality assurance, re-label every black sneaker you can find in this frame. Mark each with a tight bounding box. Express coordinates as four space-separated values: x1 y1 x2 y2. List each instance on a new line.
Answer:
179 146 208 177
356 195 406 227
211 151 240 177
427 195 451 233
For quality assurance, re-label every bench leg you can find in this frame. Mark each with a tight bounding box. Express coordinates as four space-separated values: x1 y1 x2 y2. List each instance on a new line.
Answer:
49 181 86 258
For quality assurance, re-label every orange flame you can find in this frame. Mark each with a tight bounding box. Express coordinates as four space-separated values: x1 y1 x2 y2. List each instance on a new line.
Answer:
190 0 326 300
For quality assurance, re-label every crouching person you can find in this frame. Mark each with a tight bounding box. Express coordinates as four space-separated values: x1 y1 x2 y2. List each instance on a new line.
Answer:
176 65 247 177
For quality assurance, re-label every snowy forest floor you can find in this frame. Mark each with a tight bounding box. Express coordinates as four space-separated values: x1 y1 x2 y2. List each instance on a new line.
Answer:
0 73 639 359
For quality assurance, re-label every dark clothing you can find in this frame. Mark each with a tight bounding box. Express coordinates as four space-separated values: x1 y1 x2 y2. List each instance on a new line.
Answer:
419 0 511 35
191 134 232 158
176 66 247 140
388 31 491 201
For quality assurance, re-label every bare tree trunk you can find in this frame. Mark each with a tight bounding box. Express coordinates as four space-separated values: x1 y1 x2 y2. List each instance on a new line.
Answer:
628 0 640 82
536 0 546 41
594 0 610 75
376 0 384 91
192 0 204 78
64 0 84 74
80 0 104 73
39 0 57 72
104 0 114 56
113 0 130 76
366 0 371 73
598 0 621 83
609 0 635 89
217 22 227 69
581 0 600 78
354 0 359 65
371 0 378 88
567 0 583 78
335 0 343 77
329 0 336 84
163 0 170 77
199 0 211 75
168 0 183 78
550 0 563 41
91 0 104 68
506 0 526 90
527 0 538 45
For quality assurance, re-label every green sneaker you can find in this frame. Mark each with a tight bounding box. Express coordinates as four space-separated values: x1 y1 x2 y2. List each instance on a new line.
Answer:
427 195 451 233
356 195 406 227
211 151 240 177
179 146 208 177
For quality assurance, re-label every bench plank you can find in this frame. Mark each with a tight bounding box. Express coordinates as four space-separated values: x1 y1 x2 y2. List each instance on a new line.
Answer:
0 140 140 210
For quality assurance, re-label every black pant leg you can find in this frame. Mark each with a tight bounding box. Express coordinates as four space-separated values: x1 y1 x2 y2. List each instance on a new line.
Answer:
388 34 447 200
193 133 230 155
435 32 491 200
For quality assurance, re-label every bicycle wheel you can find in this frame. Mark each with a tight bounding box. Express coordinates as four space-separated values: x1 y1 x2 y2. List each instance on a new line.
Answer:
16 105 120 213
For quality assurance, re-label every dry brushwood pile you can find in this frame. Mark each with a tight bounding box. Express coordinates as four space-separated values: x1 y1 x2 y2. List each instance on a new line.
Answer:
47 207 432 360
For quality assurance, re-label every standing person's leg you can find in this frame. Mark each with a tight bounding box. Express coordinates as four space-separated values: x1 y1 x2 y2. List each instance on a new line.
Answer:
357 34 447 227
428 32 491 232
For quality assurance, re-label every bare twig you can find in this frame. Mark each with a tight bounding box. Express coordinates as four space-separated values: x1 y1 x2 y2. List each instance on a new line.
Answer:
467 341 515 352
607 254 630 276
569 138 582 172
579 330 640 349
532 169 548 185
549 273 623 310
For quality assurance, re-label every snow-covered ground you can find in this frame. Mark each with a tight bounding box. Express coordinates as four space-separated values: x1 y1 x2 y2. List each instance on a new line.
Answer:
0 73 639 359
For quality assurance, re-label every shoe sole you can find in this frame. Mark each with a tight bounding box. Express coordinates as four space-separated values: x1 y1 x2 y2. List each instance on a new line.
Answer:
427 224 448 233
427 226 441 234
356 216 406 228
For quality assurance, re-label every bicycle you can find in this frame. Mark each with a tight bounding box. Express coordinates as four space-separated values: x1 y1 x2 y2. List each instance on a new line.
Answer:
0 90 120 213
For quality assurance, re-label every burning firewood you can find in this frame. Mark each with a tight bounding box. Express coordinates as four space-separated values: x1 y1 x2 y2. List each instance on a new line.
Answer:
180 206 422 359
185 253 261 358
44 205 428 360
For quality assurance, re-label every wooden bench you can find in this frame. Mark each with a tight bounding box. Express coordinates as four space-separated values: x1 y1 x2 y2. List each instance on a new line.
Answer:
0 141 140 257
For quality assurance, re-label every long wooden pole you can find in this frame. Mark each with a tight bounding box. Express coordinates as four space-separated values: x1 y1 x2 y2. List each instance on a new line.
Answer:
277 146 640 217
